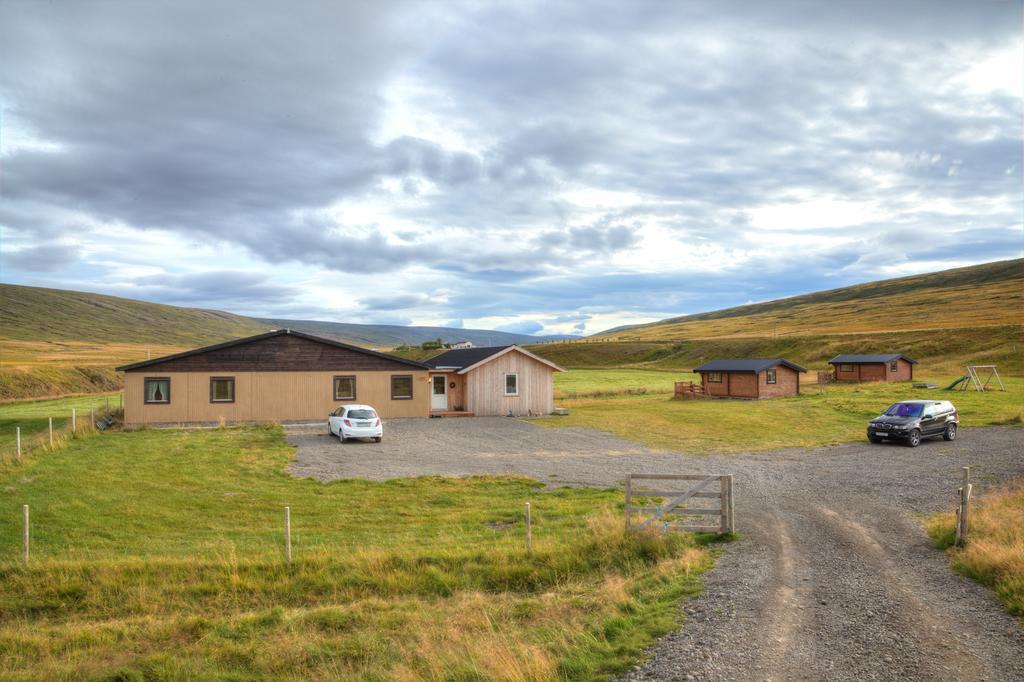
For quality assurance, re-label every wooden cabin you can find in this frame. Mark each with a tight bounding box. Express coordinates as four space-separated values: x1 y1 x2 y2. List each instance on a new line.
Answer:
828 354 916 382
424 345 566 416
692 359 806 399
118 330 432 425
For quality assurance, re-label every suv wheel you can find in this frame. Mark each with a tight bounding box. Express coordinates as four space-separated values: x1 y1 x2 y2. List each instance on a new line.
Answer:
906 429 922 447
943 423 957 441
868 435 882 444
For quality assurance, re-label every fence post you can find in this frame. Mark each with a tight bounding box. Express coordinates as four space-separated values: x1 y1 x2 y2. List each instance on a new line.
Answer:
284 506 292 564
720 475 735 534
49 417 53 448
525 502 532 554
624 475 633 531
72 408 76 434
16 427 21 460
956 467 971 547
22 505 29 563
90 408 95 427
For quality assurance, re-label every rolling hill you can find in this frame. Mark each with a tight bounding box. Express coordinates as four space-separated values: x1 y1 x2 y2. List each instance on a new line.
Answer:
0 284 574 399
599 259 1023 340
530 259 1023 375
0 284 575 348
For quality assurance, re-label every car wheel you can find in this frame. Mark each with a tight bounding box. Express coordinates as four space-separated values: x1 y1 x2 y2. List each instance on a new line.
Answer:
374 436 382 443
943 423 957 441
906 429 921 447
339 435 347 444
868 435 882 444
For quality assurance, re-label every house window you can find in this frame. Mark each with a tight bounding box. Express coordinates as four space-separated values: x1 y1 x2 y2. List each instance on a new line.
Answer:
210 377 235 403
839 364 855 372
504 373 519 396
144 378 170 404
333 375 356 401
391 375 413 400
707 372 722 383
766 368 777 384
889 360 898 372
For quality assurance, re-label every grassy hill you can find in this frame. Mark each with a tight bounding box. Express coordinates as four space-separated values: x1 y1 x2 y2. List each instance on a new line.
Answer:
532 259 1023 375
0 284 269 346
601 259 1023 340
0 284 572 399
530 325 1022 375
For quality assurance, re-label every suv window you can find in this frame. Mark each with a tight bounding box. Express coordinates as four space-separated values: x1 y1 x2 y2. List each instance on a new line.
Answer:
885 402 923 417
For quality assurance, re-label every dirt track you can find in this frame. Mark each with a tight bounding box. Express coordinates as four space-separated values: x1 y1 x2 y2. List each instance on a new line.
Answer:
287 420 1024 680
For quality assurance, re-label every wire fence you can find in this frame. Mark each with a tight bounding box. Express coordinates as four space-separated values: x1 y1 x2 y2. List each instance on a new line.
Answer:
1 400 121 466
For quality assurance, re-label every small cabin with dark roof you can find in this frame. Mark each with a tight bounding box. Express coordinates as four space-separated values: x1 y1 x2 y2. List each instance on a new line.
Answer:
117 329 432 425
692 359 807 399
424 345 565 416
828 354 917 382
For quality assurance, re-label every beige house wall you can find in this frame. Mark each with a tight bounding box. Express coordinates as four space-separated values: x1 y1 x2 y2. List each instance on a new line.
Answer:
124 370 431 424
464 351 555 416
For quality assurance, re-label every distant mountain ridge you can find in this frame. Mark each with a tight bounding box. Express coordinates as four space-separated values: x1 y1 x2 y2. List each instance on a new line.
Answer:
0 284 577 349
256 318 576 348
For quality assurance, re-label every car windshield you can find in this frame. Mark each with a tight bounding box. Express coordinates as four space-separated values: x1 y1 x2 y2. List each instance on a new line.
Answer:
347 409 377 420
884 403 923 417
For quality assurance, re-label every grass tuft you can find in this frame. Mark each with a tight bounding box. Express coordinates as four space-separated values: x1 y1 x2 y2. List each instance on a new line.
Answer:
925 481 1024 618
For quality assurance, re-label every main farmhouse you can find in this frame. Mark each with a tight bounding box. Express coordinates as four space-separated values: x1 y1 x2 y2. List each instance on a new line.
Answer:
117 329 564 425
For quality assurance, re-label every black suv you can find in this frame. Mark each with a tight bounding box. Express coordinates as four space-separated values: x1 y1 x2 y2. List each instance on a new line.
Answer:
867 400 958 447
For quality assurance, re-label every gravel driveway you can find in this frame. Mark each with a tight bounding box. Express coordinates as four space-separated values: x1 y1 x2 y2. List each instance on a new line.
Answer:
287 419 1024 680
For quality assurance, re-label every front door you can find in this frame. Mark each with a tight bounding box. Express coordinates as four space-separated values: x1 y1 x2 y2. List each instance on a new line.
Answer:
431 375 448 411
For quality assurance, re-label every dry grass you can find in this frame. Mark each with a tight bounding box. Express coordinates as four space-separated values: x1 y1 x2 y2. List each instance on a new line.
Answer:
926 482 1024 619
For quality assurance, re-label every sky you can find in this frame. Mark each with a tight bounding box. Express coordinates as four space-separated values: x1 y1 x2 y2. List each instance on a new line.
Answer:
1 0 1021 336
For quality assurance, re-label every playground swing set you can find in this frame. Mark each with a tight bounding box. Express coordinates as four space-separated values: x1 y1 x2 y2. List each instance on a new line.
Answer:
944 365 1005 392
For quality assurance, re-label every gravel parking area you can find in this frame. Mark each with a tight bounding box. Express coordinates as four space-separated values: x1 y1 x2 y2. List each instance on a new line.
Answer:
287 419 1024 680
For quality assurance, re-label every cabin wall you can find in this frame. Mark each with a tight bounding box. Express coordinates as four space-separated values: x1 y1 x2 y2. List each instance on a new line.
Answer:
464 351 554 416
759 365 800 397
886 359 914 381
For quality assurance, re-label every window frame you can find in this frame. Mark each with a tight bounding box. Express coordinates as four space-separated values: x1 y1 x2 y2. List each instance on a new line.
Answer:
144 377 171 404
889 360 899 372
839 363 855 372
766 368 777 384
333 375 357 401
390 374 414 400
209 376 235 403
504 373 519 396
707 372 722 383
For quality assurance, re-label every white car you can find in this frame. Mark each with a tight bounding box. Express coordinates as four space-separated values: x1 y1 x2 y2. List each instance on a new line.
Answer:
328 404 383 443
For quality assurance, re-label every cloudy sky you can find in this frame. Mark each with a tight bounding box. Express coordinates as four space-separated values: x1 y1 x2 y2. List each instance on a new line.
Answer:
1 1 1020 336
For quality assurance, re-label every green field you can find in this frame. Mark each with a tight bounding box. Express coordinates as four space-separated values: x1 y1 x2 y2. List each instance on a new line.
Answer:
553 369 695 399
0 426 714 679
544 375 1024 454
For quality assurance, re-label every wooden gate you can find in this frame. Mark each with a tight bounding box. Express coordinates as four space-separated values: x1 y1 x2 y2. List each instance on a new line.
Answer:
625 474 734 533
